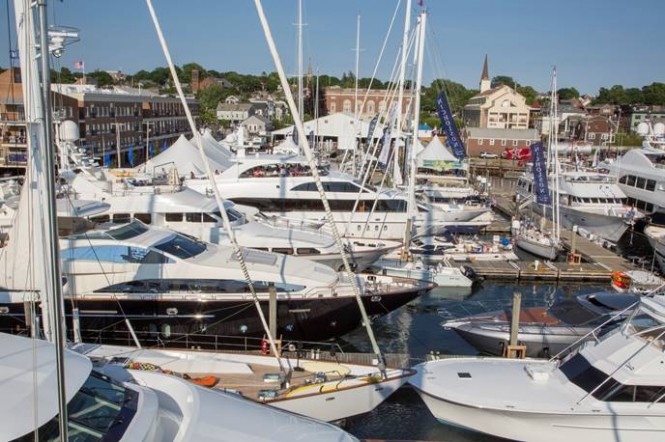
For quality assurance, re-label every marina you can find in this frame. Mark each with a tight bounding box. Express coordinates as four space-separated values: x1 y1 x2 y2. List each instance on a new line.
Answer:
1 0 664 440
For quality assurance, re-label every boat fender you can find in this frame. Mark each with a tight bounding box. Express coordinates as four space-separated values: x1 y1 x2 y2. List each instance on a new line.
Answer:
287 343 297 352
261 338 269 355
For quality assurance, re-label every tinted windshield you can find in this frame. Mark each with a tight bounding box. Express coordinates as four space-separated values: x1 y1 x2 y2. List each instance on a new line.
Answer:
154 233 207 259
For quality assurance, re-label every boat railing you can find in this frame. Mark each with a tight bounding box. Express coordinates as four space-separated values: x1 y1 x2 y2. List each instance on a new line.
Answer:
550 300 641 362
75 327 348 355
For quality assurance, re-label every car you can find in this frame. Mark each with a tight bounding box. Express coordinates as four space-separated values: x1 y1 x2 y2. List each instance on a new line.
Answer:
479 151 498 159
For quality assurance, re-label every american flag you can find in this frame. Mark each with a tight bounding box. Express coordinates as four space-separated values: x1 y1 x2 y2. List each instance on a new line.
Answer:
73 60 84 70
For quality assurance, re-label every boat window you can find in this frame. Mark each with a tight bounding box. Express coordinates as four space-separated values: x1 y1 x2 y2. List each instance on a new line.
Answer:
89 214 110 223
106 221 149 240
646 179 656 191
133 213 152 224
202 213 217 223
560 353 615 399
61 245 173 264
601 384 665 403
619 175 628 185
96 278 305 293
14 371 138 441
272 247 294 255
636 177 646 189
296 248 321 255
626 175 637 186
154 234 207 259
186 213 202 223
165 213 183 222
222 208 244 222
112 213 131 224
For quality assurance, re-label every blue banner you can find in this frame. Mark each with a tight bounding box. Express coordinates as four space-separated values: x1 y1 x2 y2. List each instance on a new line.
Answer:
367 113 379 140
148 141 154 158
530 142 551 205
161 139 168 153
104 153 111 167
436 91 465 160
128 145 135 167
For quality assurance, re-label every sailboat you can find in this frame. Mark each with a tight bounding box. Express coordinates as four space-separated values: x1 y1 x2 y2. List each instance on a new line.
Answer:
1 0 357 440
513 69 562 260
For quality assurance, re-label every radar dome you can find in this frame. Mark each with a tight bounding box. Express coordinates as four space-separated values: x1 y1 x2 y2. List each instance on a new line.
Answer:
653 122 665 136
60 120 80 142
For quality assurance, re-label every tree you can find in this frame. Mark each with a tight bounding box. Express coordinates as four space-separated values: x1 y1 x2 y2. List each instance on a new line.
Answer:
87 70 114 87
516 85 538 105
492 75 516 88
557 87 579 100
642 82 665 106
51 67 76 83
181 62 206 84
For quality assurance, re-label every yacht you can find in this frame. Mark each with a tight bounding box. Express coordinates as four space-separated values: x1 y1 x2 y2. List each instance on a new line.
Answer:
405 233 518 263
442 291 639 357
606 123 665 222
645 224 665 274
606 148 665 222
1 333 355 441
63 171 400 271
410 294 665 441
0 221 433 343
185 154 490 241
611 270 665 294
511 218 561 261
371 258 477 289
516 168 642 243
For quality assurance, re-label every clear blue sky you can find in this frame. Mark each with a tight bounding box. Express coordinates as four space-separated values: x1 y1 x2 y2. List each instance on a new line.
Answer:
2 0 663 96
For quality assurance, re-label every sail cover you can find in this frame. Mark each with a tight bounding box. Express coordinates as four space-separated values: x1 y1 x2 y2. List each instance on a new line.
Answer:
436 91 465 160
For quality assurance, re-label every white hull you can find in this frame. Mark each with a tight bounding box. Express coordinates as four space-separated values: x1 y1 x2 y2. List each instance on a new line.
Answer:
377 264 473 288
645 225 665 274
416 388 665 442
537 205 630 243
515 236 558 260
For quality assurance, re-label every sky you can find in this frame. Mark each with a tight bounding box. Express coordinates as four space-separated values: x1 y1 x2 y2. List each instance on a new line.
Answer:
2 0 663 96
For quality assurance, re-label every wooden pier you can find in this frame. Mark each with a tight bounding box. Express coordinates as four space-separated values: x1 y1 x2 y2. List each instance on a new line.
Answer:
469 188 636 282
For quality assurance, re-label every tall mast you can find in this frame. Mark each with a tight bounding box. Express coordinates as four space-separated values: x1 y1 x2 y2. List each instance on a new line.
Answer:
394 0 412 185
297 0 304 125
352 13 361 177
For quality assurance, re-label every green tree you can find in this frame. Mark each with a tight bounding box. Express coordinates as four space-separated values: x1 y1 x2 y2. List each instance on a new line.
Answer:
492 75 516 88
87 70 114 87
181 62 206 84
516 85 538 105
642 82 665 106
595 85 626 104
557 87 580 100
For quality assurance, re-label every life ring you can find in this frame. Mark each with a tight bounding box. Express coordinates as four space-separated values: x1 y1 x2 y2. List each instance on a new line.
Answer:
287 343 297 352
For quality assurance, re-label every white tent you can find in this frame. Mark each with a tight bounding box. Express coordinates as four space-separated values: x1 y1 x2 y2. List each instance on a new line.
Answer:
140 134 227 177
192 130 233 171
416 135 459 167
272 136 299 155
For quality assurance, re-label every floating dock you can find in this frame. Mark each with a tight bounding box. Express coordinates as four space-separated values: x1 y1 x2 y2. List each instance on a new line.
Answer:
469 190 636 282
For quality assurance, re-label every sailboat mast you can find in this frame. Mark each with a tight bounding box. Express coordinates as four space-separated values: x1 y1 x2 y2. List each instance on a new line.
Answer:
405 11 427 247
352 13 361 177
551 67 561 242
297 0 304 129
393 0 412 185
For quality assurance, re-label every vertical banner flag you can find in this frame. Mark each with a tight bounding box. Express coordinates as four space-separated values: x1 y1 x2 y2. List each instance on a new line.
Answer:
148 141 155 158
530 141 551 205
128 145 135 167
161 139 168 153
104 153 111 167
367 113 379 141
436 91 465 160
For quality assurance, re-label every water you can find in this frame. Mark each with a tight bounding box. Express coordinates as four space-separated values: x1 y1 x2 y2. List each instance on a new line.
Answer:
341 282 609 440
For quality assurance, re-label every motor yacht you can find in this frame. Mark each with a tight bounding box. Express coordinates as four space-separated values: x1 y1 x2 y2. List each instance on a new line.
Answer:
516 168 642 243
645 224 665 274
0 221 433 343
442 291 639 357
1 333 355 441
410 294 665 441
63 171 400 271
185 154 490 241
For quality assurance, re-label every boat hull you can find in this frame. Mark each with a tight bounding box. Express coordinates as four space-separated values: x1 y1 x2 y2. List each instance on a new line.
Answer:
415 387 665 442
515 236 558 260
538 205 629 243
0 286 428 345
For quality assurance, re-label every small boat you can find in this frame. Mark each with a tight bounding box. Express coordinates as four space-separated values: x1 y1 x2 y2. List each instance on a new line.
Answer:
512 219 561 260
410 294 665 441
372 258 478 289
610 270 665 294
442 291 639 357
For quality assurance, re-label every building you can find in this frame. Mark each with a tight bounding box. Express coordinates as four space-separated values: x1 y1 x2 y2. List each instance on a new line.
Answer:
241 114 273 136
629 107 665 134
216 102 257 123
0 68 78 173
462 56 531 129
323 86 412 120
463 127 540 157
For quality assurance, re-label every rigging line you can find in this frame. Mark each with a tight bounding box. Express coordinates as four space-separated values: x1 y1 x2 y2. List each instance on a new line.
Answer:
144 0 286 373
255 0 387 374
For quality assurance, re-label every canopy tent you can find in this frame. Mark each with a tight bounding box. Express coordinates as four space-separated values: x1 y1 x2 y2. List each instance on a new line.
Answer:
416 135 463 170
139 134 228 177
192 130 233 171
272 136 299 155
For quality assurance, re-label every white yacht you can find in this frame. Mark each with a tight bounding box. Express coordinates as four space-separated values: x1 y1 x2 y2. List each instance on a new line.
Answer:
185 154 490 241
1 333 355 441
0 221 433 342
63 171 400 271
512 218 561 261
606 122 665 222
517 168 642 243
410 294 665 441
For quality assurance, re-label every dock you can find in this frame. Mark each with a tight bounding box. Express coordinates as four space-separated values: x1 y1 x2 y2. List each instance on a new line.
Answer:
467 183 636 282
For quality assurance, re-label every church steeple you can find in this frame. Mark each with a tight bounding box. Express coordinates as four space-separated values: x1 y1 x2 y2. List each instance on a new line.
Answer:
479 54 491 93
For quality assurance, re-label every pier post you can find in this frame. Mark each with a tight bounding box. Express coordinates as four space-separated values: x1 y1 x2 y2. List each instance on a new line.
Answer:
509 291 521 348
268 282 277 339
